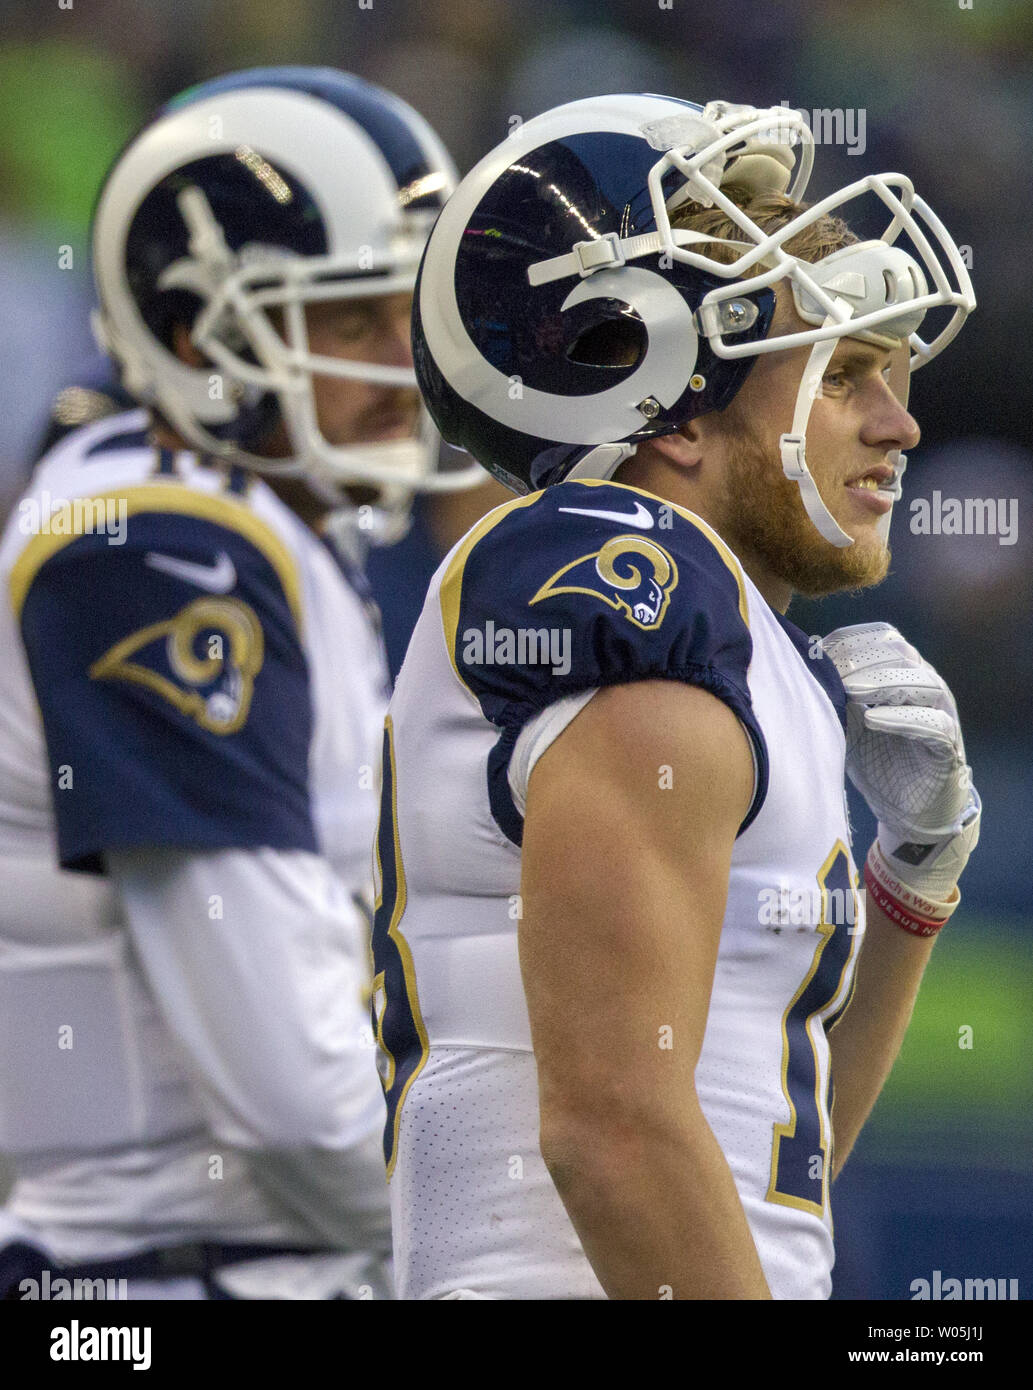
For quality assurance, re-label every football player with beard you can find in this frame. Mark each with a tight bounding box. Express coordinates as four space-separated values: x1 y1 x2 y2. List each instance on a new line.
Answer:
372 97 981 1298
0 67 485 1299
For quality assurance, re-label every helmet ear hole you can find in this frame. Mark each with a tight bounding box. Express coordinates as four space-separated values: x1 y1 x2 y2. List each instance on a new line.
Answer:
566 315 646 369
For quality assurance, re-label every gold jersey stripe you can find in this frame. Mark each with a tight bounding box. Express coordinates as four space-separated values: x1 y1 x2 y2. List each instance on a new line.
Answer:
9 484 303 629
438 491 544 692
375 714 429 1180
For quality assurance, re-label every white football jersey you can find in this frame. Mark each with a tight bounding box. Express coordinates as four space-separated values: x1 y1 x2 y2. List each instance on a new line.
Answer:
372 478 864 1299
0 409 388 1260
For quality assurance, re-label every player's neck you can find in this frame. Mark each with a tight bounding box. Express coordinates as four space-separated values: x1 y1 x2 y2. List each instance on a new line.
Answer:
714 540 794 614
149 420 189 453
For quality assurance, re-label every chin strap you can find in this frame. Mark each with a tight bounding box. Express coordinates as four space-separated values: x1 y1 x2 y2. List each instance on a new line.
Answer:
779 311 855 548
778 326 908 550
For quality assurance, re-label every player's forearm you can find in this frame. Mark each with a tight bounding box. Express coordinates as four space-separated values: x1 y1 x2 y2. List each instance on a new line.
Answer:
541 1106 771 1300
828 897 938 1177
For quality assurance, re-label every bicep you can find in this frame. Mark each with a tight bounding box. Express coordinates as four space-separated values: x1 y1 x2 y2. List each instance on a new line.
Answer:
518 679 755 1131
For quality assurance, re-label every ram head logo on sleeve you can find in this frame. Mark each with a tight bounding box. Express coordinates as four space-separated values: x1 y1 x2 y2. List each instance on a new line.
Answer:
89 596 264 734
530 535 679 631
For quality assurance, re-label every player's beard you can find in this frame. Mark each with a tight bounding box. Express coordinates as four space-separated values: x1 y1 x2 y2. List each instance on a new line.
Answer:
715 409 891 598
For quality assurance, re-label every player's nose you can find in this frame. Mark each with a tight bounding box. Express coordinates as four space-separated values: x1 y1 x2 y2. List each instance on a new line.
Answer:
372 304 415 370
380 329 413 370
862 381 921 454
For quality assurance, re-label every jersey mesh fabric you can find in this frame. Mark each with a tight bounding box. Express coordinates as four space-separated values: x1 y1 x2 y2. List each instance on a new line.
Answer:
393 1048 603 1300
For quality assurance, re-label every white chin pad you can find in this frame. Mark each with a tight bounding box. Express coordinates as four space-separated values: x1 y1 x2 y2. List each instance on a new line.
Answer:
792 241 929 345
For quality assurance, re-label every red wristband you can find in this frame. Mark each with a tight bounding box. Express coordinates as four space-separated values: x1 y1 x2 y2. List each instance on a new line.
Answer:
863 859 948 938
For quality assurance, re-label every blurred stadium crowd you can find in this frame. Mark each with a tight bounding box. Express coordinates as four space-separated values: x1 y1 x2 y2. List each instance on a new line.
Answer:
0 0 1029 1299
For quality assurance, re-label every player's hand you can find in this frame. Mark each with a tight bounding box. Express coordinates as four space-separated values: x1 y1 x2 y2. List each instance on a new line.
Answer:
821 623 981 905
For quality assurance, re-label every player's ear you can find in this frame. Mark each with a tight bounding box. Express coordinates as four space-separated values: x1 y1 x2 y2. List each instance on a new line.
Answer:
171 322 207 369
646 420 704 472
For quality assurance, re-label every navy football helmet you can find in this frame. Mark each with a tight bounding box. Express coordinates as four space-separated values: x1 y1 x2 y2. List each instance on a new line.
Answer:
413 95 974 546
92 67 485 536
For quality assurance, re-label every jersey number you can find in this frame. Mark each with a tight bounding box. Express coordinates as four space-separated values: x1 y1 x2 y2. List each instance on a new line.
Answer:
766 842 860 1218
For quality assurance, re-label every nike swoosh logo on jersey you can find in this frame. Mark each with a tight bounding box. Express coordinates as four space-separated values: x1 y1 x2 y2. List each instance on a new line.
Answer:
558 502 655 529
144 551 237 592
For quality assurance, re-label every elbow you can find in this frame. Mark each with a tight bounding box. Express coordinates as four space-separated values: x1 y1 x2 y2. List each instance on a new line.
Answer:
539 1130 630 1205
538 1088 705 1196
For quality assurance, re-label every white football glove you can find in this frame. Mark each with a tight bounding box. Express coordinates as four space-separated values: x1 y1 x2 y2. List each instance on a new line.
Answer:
821 623 981 905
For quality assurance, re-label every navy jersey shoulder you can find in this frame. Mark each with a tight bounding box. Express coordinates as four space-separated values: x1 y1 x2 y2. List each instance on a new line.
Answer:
439 480 768 844
13 479 316 871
